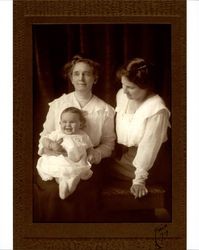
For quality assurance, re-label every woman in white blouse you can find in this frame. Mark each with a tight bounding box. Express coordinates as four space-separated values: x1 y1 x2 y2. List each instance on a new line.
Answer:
39 55 115 163
35 55 115 222
112 58 170 199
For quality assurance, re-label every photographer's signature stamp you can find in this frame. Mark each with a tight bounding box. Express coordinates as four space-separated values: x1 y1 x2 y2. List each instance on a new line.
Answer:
154 224 168 249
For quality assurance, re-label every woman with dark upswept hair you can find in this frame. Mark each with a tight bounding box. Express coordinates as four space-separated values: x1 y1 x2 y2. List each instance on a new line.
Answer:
111 58 171 199
34 55 115 222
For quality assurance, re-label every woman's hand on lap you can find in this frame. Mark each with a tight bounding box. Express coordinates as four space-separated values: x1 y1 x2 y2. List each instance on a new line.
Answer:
87 152 95 164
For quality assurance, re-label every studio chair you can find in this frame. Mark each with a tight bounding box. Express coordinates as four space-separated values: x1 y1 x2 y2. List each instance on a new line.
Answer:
100 141 171 223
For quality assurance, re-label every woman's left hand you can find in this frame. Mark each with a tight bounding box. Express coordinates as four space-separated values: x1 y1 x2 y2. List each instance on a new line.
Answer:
130 184 148 199
87 148 101 165
87 152 96 164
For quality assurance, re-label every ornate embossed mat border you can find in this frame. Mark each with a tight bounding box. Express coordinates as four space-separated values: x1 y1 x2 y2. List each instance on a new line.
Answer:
13 1 186 249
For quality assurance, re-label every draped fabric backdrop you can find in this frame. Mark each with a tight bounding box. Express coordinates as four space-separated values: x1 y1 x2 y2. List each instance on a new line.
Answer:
33 24 171 169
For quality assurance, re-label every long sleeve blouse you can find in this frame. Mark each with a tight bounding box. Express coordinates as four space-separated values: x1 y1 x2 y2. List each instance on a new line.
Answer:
115 88 170 184
38 92 116 163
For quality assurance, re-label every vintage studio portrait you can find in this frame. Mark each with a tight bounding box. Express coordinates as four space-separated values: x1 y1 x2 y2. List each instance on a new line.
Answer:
32 24 172 223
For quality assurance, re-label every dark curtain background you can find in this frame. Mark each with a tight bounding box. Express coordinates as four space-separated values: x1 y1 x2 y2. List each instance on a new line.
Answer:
33 24 171 166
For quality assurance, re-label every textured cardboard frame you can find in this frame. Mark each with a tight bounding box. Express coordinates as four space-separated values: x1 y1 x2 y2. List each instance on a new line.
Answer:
13 1 186 249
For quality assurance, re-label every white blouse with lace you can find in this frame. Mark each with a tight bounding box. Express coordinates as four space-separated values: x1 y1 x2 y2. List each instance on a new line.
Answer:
38 92 116 164
115 88 170 185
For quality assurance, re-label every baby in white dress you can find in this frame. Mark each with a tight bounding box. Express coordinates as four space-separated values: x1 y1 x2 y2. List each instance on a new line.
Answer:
36 107 94 199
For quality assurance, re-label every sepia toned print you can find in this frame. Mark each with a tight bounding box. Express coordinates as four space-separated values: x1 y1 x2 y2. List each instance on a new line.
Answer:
14 1 186 249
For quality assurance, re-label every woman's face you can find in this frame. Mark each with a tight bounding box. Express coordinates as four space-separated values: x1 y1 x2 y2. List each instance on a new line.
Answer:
70 62 96 93
121 76 148 101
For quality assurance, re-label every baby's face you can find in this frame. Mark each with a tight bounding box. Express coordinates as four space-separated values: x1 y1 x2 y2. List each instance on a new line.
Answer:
60 112 81 135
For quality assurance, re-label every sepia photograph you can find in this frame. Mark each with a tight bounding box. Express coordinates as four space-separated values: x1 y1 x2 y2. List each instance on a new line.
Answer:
13 1 186 249
33 24 172 223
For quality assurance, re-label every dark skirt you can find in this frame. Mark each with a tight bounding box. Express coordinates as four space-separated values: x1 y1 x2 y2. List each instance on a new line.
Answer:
33 163 104 223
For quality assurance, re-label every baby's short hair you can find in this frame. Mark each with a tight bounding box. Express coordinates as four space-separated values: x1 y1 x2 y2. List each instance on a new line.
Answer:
60 107 86 128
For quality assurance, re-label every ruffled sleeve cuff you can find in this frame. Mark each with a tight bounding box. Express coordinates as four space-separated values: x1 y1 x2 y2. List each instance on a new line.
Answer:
132 168 149 185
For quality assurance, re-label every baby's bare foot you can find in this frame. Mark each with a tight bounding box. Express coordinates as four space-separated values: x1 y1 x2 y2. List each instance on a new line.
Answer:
59 180 69 199
68 176 80 194
81 169 93 180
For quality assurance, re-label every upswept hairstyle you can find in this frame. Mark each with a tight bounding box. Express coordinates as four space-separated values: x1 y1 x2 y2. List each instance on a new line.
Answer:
116 58 154 90
60 107 86 129
63 55 100 81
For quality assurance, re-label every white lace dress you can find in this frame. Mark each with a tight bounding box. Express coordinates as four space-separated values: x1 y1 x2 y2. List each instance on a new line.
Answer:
36 129 93 181
38 92 116 164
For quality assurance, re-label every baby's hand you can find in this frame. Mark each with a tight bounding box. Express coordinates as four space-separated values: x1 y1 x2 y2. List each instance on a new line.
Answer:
61 151 68 157
50 138 64 152
130 184 148 199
